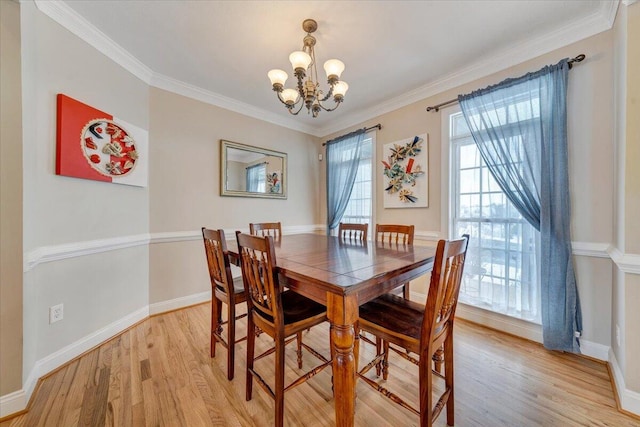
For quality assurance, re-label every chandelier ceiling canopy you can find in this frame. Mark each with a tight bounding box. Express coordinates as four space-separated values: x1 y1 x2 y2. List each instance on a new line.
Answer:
268 19 348 118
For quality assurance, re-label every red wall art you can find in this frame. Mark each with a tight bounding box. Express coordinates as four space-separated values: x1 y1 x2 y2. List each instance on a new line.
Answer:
56 94 148 187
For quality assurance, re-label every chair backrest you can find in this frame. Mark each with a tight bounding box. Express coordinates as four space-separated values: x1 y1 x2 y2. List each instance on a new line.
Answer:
236 231 283 325
202 228 236 296
338 222 368 242
249 222 282 239
421 234 469 348
375 224 415 245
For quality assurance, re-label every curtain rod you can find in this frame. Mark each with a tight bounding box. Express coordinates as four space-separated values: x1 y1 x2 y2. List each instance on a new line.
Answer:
245 161 268 169
425 54 586 112
322 124 382 146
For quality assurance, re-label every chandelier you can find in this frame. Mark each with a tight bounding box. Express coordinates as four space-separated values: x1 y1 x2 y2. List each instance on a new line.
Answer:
267 19 348 118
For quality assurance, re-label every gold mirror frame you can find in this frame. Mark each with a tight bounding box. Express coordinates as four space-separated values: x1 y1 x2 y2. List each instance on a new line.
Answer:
220 140 287 199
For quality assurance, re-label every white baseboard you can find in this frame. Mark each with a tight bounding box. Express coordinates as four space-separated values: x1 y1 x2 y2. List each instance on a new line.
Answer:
2 291 215 418
6 306 149 418
0 389 27 418
580 339 610 361
149 291 211 315
609 349 640 415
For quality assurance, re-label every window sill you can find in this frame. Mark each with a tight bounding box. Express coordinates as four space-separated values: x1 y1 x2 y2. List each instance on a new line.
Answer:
455 302 543 343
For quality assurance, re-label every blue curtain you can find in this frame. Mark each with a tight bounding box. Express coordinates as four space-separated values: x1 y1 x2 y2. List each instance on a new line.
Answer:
458 58 582 353
246 163 265 192
326 128 366 233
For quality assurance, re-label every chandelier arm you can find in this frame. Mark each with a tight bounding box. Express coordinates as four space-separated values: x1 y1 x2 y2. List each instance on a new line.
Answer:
318 86 334 102
316 99 344 113
287 102 306 116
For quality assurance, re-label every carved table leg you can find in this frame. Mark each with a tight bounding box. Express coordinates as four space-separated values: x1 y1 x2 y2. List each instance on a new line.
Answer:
327 293 358 427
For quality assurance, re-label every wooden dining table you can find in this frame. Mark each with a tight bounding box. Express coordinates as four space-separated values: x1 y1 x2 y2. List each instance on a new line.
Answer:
227 233 436 427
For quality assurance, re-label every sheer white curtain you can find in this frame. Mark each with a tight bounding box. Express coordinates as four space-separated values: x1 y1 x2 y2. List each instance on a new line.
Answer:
459 58 581 352
451 115 540 323
326 129 366 233
246 163 266 192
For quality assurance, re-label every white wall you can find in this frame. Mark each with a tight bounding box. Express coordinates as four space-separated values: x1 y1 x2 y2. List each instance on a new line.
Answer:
12 3 323 410
148 88 320 307
19 0 150 396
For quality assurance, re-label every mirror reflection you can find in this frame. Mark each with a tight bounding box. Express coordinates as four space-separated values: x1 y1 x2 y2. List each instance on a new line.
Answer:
220 140 287 199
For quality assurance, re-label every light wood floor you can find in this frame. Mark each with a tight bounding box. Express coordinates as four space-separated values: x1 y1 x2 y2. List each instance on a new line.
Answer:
2 303 639 427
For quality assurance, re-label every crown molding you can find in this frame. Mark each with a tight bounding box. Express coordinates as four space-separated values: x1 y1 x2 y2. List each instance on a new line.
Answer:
150 73 318 136
316 1 619 136
36 1 620 138
604 0 622 25
34 0 153 84
34 0 319 136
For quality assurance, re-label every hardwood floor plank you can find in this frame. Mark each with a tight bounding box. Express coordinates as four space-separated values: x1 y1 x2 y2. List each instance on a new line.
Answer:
4 304 639 427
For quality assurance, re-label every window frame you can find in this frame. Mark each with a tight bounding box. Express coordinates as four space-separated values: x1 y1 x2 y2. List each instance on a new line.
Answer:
336 134 376 238
442 105 541 325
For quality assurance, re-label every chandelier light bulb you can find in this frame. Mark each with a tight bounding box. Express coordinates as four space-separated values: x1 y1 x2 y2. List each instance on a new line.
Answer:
268 69 288 89
281 88 300 105
324 59 345 81
333 81 349 97
289 51 312 72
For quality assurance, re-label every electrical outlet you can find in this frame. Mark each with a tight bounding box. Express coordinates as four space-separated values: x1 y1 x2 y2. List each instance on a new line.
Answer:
50 304 63 324
616 324 621 347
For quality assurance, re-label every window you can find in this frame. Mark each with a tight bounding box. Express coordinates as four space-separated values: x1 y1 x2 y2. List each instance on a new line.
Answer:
450 112 540 323
341 137 373 231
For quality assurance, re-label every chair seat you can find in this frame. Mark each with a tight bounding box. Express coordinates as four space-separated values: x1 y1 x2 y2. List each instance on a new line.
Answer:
359 293 425 342
256 290 326 325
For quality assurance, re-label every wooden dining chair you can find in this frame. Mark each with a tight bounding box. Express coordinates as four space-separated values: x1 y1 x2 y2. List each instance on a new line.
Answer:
356 235 469 427
375 223 414 245
249 222 282 239
338 222 368 242
375 224 415 299
236 231 332 427
201 228 248 380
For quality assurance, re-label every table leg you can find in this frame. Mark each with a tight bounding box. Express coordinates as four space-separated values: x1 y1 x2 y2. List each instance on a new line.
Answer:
327 293 358 427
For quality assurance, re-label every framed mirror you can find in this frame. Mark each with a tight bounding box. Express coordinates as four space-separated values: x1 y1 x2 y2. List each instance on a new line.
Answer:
220 140 287 199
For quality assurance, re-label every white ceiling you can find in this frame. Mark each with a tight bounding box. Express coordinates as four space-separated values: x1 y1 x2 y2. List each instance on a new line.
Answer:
44 1 617 136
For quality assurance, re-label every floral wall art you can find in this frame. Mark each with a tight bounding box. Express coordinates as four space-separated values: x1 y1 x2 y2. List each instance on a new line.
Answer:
56 94 148 187
267 170 282 194
382 134 428 208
